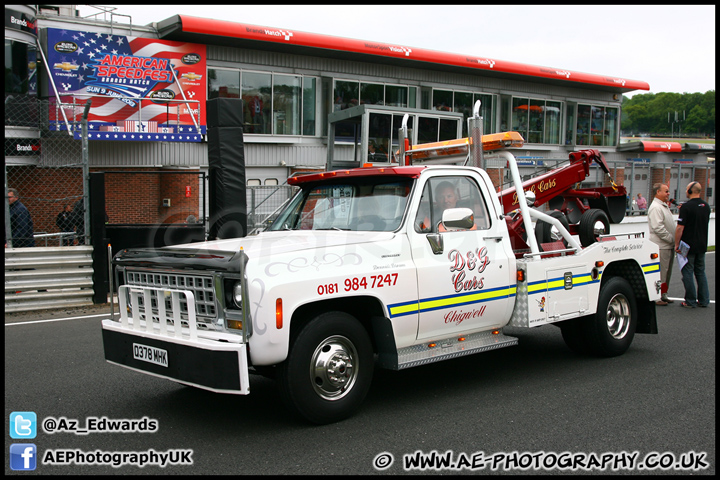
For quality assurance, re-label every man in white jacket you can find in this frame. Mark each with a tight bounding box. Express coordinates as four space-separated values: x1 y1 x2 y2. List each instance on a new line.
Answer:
647 183 676 305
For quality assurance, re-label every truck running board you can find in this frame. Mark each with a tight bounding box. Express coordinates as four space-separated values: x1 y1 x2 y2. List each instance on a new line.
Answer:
392 330 518 370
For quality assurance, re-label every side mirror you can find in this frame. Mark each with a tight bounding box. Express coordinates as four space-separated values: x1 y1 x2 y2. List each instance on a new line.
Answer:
441 208 474 231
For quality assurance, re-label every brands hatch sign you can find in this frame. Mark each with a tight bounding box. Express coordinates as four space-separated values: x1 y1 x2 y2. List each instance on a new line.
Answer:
45 27 207 142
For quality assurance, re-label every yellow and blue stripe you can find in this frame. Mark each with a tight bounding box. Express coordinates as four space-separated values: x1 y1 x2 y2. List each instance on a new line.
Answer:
388 262 660 318
642 262 661 275
388 284 516 318
527 271 597 295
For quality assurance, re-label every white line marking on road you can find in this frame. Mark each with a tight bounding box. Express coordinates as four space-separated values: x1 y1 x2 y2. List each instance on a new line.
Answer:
5 312 120 326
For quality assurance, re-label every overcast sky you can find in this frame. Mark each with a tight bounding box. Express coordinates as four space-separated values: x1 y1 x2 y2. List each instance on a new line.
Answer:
77 4 715 98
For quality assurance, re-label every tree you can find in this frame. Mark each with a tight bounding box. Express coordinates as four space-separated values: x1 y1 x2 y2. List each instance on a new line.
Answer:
620 90 715 136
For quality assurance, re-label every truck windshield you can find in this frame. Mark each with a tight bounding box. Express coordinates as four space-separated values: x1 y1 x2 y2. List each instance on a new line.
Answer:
270 178 413 232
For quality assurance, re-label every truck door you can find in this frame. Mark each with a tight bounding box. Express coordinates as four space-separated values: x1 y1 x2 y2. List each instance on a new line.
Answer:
409 174 515 340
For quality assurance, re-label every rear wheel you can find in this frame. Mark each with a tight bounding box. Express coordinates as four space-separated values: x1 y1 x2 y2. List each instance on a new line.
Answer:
584 277 637 357
278 312 373 424
578 209 610 247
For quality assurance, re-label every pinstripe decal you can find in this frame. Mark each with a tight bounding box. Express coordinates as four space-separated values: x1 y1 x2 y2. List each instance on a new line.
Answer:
390 262 660 317
527 272 598 295
388 284 516 318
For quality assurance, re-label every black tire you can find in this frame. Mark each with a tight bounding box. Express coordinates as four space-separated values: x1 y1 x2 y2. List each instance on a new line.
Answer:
278 312 374 424
250 366 277 379
578 209 610 247
535 210 570 246
583 276 637 357
560 318 589 355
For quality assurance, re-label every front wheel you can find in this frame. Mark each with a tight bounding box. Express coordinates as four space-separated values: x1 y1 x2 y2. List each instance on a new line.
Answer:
584 276 637 357
278 312 374 424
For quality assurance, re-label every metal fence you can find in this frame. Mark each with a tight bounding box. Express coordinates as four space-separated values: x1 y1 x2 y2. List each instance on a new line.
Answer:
247 184 299 233
5 96 86 248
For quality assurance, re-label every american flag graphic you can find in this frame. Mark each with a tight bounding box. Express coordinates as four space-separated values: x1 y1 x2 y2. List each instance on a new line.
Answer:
47 27 206 142
123 121 159 133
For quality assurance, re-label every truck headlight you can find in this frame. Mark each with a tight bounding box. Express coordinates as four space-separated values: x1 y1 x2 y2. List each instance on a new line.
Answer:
233 282 243 308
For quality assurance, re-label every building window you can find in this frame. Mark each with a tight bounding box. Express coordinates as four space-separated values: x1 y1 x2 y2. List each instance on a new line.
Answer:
273 74 301 135
431 89 495 136
433 90 453 111
334 80 359 110
510 97 562 145
209 68 317 136
416 116 459 144
208 69 240 99
565 103 576 145
576 104 618 146
474 93 493 135
386 84 409 107
303 77 316 136
242 71 271 134
360 83 384 105
454 91 472 134
603 107 618 146
5 39 36 96
334 80 416 111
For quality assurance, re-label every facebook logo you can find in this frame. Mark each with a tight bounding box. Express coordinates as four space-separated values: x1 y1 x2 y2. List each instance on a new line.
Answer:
10 444 37 471
10 412 37 439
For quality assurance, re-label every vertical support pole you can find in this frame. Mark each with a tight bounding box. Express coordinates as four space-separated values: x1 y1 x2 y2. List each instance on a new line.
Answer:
81 100 92 245
4 167 12 248
468 100 484 169
108 243 114 319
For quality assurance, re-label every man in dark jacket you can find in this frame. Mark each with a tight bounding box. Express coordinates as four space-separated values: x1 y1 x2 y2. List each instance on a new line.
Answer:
56 204 74 246
6 188 35 247
674 181 711 308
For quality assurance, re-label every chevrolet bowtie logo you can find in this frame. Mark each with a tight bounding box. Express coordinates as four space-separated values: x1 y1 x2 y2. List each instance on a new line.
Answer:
53 62 79 72
181 72 203 81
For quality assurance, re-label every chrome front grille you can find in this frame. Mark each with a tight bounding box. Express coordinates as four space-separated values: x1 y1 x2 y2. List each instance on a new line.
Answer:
125 270 217 321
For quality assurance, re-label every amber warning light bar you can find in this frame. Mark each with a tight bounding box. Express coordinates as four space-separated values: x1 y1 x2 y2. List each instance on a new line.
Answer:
407 131 524 161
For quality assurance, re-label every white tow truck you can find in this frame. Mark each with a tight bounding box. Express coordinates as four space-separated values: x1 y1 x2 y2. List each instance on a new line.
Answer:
102 105 662 424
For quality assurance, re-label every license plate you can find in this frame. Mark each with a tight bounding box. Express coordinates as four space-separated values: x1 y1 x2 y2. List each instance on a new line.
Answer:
133 343 168 367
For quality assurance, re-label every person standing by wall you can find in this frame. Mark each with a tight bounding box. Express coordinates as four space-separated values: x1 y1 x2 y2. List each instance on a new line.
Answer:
674 181 711 308
6 188 35 248
56 204 74 246
635 193 647 213
647 183 675 305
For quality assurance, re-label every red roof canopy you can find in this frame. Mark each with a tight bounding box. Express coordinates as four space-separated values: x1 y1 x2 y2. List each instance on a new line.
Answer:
157 15 649 93
640 141 683 152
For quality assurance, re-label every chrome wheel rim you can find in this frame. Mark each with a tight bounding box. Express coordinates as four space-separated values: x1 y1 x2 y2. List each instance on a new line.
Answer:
310 335 359 401
593 220 608 237
606 293 631 339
